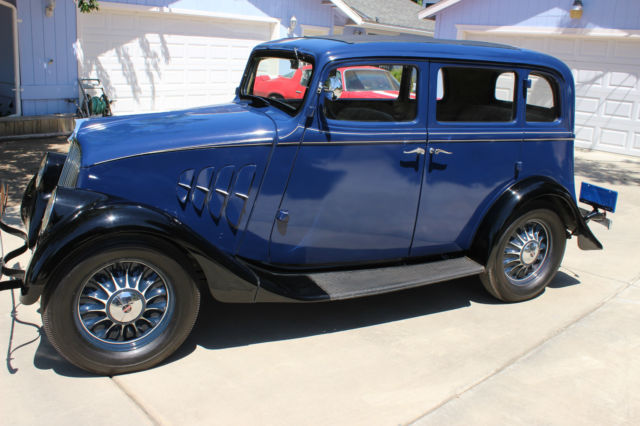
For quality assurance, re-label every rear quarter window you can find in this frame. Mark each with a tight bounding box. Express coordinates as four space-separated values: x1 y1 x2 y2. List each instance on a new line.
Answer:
526 73 559 122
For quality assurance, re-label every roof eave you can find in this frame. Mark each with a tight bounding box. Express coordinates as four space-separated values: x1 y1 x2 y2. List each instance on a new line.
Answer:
418 0 463 20
329 0 364 25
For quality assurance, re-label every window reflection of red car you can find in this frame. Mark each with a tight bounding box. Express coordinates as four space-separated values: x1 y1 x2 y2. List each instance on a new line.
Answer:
337 66 402 99
254 66 409 100
253 66 313 100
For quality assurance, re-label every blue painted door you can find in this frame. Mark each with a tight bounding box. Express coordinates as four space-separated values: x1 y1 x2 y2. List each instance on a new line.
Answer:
269 61 427 266
411 63 523 256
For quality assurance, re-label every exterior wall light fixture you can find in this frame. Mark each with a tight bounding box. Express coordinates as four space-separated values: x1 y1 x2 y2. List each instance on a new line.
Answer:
45 0 56 17
570 0 583 19
288 16 298 36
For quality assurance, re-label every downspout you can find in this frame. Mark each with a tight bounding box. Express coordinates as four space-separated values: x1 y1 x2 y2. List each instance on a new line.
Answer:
0 0 21 116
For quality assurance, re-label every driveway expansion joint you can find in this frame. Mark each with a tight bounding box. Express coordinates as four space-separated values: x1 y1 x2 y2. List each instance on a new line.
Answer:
560 266 632 286
111 376 163 426
408 279 635 425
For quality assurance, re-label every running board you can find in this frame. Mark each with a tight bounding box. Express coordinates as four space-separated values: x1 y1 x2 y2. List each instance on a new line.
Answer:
309 257 484 300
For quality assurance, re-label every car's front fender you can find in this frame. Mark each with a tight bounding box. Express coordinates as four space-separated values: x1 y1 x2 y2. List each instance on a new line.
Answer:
22 189 259 305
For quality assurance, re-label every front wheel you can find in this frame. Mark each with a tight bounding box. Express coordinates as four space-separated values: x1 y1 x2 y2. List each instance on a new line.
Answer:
480 208 566 302
42 240 200 375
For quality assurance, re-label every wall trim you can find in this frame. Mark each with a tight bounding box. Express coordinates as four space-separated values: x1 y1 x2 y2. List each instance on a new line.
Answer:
301 24 331 36
456 24 640 40
347 22 434 37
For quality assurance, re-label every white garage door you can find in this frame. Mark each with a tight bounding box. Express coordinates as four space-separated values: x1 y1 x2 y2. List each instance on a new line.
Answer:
77 7 275 115
464 32 640 157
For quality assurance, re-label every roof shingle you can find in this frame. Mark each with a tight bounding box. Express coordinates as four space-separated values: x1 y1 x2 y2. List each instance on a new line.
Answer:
341 0 435 33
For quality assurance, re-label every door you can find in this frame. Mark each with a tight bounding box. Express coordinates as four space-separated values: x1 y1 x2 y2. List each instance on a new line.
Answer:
270 61 427 266
411 62 523 256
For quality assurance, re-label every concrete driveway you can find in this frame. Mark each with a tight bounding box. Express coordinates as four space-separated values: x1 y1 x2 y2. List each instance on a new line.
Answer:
1 140 638 425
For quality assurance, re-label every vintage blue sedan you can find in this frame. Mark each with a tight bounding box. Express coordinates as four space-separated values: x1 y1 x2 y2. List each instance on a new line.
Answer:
0 36 616 375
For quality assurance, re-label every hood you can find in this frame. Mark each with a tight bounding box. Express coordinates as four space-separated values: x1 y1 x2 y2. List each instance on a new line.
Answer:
75 103 276 166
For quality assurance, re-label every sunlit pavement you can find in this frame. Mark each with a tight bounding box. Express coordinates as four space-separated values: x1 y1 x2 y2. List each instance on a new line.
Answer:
1 140 639 425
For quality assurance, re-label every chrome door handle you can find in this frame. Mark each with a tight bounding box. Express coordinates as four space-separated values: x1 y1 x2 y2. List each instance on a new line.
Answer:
403 147 426 155
429 148 453 155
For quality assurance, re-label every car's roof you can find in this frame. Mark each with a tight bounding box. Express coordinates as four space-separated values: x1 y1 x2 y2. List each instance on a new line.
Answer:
254 36 573 81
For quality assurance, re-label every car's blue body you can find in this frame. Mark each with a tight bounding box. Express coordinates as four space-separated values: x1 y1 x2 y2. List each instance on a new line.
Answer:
17 36 603 306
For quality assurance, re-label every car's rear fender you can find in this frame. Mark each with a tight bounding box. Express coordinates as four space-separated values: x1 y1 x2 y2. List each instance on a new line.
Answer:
469 176 602 266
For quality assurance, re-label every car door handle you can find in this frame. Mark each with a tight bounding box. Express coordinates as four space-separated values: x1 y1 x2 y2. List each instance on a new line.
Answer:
403 147 425 155
429 148 453 156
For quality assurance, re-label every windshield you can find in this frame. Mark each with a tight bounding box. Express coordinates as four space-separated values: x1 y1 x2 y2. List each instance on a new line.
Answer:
244 55 314 114
344 68 400 91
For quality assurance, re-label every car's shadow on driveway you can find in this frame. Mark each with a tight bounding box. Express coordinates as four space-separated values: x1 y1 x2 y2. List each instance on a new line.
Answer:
170 270 579 365
178 276 493 353
31 272 580 377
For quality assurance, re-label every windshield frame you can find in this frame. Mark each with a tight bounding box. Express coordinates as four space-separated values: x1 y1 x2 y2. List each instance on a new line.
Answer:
240 50 316 116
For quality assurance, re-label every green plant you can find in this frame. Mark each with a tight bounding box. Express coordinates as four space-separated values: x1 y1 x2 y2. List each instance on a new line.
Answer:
390 68 403 82
77 0 99 13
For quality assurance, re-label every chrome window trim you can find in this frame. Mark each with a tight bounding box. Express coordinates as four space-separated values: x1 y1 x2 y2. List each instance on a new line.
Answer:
58 139 82 188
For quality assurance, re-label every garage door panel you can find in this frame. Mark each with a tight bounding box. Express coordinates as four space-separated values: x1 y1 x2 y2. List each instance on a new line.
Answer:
604 100 633 119
600 128 628 148
579 39 609 57
614 41 639 58
574 68 605 86
609 71 637 88
576 96 600 114
547 38 576 56
465 32 640 156
78 9 272 115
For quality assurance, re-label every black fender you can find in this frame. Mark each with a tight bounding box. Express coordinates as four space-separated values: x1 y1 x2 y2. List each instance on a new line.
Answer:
469 176 602 266
21 188 259 305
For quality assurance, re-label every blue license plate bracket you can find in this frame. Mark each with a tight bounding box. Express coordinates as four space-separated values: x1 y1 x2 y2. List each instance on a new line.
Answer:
579 182 618 213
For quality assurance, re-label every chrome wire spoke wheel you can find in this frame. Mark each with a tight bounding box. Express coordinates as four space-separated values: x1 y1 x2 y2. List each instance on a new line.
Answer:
75 260 173 351
502 219 550 284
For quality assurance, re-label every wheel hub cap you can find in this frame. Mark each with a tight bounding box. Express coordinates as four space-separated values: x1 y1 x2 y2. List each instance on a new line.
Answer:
521 241 540 265
502 220 550 283
108 290 144 323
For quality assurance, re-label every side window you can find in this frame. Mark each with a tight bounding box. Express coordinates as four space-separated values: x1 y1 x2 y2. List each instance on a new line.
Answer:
436 67 516 123
495 72 515 102
526 73 559 122
323 64 418 122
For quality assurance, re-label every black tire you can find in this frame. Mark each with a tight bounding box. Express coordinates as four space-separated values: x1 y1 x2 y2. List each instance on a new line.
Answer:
480 208 566 302
268 93 284 100
42 239 200 375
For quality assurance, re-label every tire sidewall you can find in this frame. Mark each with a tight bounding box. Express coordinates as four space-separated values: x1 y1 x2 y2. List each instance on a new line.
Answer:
42 241 199 375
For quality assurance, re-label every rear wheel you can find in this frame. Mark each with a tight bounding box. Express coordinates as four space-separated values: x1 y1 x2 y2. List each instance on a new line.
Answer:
42 240 200 375
480 208 566 302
